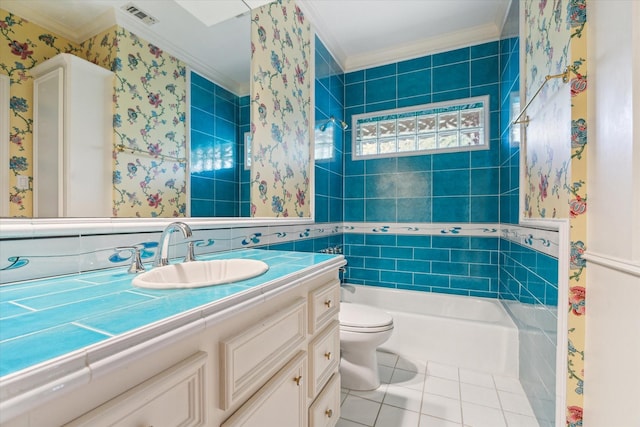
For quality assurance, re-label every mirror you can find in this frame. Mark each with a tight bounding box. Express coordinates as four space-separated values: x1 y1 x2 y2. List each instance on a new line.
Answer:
1 0 281 219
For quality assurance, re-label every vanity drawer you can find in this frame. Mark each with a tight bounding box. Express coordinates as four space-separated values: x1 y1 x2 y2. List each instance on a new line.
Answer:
309 280 340 334
308 320 340 398
309 373 341 427
65 351 207 427
221 351 307 427
220 298 307 410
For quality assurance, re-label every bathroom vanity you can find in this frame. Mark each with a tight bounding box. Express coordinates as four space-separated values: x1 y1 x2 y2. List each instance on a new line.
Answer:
0 250 345 427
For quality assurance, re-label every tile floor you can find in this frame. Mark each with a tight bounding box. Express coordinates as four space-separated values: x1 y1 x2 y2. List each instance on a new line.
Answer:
337 351 540 427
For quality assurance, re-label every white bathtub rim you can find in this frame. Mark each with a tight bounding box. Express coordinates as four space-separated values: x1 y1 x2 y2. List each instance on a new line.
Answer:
341 283 517 329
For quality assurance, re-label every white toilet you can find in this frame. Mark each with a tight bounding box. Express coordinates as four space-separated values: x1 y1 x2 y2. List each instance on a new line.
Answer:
339 302 394 391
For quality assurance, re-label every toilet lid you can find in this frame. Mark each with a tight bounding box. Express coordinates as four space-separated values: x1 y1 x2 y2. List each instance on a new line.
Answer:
340 303 393 329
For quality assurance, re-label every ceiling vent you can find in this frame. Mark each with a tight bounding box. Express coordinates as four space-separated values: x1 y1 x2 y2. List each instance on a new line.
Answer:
121 3 159 25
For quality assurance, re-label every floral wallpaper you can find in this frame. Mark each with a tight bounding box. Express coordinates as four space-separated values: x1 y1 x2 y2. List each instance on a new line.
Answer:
1 8 187 218
250 0 312 217
82 26 187 218
1 9 83 216
522 0 572 220
523 0 587 425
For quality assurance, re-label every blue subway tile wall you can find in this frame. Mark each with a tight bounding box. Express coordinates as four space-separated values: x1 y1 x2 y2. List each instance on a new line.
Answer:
190 71 242 217
239 95 251 216
499 239 558 305
267 234 343 254
499 237 558 425
499 37 520 224
314 36 345 223
343 235 499 298
343 40 502 225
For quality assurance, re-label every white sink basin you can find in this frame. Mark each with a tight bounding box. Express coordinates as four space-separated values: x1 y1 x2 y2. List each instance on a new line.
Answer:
132 259 269 289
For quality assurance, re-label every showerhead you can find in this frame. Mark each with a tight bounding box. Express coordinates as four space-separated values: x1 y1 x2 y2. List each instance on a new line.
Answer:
318 116 348 132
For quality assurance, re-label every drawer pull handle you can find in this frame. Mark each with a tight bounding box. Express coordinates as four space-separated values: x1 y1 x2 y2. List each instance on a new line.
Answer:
324 352 332 360
325 409 333 418
293 375 302 386
324 300 332 308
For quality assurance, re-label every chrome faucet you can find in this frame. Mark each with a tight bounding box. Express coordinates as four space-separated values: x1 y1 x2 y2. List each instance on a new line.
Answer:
153 222 193 267
115 246 146 273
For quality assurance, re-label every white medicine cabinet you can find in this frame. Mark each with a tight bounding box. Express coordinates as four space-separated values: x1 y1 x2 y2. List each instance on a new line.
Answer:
30 53 113 217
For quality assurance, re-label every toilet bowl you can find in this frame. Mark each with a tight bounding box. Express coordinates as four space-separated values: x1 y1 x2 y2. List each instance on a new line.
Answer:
339 302 394 391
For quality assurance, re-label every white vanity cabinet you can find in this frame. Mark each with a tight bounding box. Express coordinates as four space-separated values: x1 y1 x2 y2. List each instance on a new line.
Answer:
29 53 113 217
5 264 344 427
65 352 208 427
218 278 342 427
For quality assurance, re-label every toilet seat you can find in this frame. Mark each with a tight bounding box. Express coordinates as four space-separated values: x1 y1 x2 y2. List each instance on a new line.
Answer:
340 303 393 333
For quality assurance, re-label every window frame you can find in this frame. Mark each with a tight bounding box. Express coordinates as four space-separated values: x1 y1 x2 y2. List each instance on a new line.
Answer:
351 95 490 160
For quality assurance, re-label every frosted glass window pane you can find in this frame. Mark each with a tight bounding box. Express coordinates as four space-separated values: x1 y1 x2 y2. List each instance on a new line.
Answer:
378 120 396 138
360 123 377 139
461 130 482 146
361 139 378 155
438 131 458 148
438 113 458 130
417 114 437 132
352 95 488 159
378 138 396 153
315 127 334 160
460 109 482 128
221 142 234 169
418 134 436 150
397 118 415 135
397 136 416 152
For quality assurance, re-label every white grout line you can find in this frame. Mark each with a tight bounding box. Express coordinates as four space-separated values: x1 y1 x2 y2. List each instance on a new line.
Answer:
340 352 540 427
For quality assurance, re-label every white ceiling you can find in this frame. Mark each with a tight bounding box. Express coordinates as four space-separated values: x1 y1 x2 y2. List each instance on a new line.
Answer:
298 0 511 71
2 0 512 95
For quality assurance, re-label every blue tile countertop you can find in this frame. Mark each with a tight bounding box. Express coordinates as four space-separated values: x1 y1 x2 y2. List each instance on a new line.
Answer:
0 249 342 383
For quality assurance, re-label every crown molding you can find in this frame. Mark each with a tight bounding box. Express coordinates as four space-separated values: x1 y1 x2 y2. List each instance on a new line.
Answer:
296 1 504 74
76 8 119 43
2 1 89 44
295 0 349 71
343 23 501 72
3 2 245 96
110 8 245 96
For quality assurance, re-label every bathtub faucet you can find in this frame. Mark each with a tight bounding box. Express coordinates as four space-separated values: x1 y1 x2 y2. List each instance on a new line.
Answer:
153 222 193 267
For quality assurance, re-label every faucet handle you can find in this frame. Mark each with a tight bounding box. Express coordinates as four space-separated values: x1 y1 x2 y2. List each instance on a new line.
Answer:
115 246 146 274
184 241 199 262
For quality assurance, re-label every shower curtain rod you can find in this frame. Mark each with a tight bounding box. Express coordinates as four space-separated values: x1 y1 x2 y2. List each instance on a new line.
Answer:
512 65 574 126
115 144 187 163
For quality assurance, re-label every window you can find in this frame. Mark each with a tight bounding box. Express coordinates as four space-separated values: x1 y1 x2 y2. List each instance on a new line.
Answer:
244 132 251 170
352 95 489 160
314 125 335 161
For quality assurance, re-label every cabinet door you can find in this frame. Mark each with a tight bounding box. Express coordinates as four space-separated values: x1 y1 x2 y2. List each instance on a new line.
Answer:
221 351 307 427
65 352 207 427
33 68 64 217
220 298 306 409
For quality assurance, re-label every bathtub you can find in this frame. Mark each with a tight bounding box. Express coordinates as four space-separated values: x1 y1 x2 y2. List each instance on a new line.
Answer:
341 284 519 377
